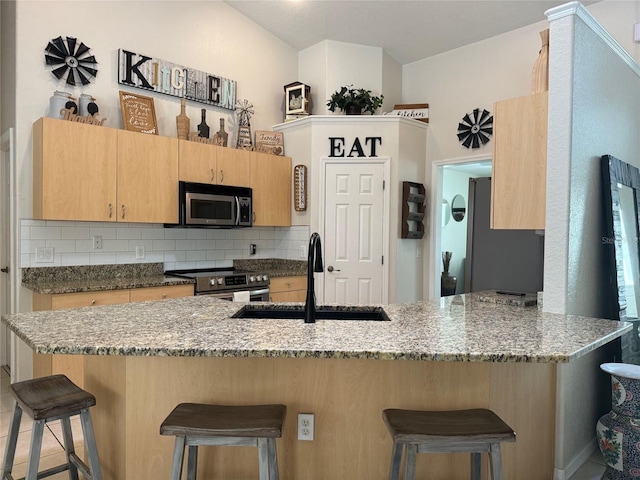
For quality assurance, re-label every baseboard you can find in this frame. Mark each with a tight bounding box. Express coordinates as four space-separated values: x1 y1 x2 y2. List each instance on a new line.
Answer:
554 437 599 480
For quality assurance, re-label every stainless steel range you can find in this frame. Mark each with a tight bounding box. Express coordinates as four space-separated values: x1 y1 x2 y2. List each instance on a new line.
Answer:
165 268 270 301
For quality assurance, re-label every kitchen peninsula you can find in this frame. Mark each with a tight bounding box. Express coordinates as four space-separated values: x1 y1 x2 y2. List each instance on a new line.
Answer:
2 294 630 480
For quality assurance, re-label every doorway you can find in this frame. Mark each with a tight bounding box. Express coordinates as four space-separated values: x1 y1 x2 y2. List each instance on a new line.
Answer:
430 155 491 297
1 128 16 373
320 158 389 304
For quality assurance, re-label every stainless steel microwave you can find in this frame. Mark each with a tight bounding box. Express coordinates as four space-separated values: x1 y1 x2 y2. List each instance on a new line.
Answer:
169 181 252 228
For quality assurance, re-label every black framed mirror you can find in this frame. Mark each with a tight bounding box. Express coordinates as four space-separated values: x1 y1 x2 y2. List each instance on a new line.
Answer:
602 155 640 363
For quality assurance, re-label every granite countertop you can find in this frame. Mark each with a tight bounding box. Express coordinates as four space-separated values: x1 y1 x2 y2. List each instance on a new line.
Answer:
2 293 630 364
21 263 193 295
234 259 306 277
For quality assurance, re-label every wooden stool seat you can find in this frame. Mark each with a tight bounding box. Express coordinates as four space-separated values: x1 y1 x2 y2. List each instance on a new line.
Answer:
383 408 516 480
160 403 286 480
2 374 102 480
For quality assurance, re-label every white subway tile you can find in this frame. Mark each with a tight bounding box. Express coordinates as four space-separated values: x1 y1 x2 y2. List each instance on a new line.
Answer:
206 230 227 240
48 240 76 253
196 239 215 250
186 250 206 262
20 254 31 268
89 227 118 239
166 251 186 262
60 253 90 265
31 226 61 240
153 239 176 251
206 250 225 261
89 253 118 265
176 240 197 251
216 240 234 250
164 229 187 240
61 226 91 240
224 250 244 259
117 227 142 240
20 219 43 227
186 229 207 240
102 239 129 252
141 228 165 240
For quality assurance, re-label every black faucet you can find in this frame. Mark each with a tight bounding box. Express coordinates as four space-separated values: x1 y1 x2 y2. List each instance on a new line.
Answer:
305 232 324 323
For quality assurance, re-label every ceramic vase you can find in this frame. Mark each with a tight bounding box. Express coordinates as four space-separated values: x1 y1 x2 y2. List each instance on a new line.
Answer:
345 105 362 115
597 362 640 479
48 91 77 119
212 118 228 147
441 251 457 296
531 28 549 94
176 99 190 140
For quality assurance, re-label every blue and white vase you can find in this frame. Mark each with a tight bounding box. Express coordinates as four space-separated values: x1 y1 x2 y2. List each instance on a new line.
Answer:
597 363 640 479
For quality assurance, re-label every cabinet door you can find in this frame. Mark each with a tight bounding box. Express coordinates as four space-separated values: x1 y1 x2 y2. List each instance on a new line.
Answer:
49 290 131 309
117 130 179 223
250 152 291 226
270 276 306 302
130 284 194 302
216 146 251 187
178 140 217 184
33 118 117 221
491 92 547 230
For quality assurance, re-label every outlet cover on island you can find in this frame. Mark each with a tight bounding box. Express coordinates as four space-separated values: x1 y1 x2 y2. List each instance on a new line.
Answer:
298 413 314 441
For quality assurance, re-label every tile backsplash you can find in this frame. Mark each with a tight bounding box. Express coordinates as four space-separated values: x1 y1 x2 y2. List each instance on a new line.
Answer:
20 219 310 270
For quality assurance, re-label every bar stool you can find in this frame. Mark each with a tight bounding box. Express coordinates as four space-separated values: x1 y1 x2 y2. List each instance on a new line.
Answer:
1 374 102 480
382 408 516 480
160 402 286 480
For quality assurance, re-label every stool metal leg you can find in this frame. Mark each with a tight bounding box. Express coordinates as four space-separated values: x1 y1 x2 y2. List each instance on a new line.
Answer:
79 408 102 480
258 437 270 480
489 443 504 480
60 417 80 480
186 445 198 480
267 438 279 480
25 419 45 480
388 442 402 480
1 403 22 479
404 444 418 480
470 452 482 480
170 436 186 480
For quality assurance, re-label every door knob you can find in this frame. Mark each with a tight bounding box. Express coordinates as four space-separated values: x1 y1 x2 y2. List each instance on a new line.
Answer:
0 266 8 273
327 266 340 272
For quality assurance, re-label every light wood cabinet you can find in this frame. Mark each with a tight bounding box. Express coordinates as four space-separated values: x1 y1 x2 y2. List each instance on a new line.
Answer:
32 284 192 387
270 276 306 302
491 91 548 230
117 130 179 223
178 140 251 187
251 152 292 226
33 117 118 221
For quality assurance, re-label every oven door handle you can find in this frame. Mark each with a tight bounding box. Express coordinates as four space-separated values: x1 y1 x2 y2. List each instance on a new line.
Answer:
235 196 241 226
250 288 270 296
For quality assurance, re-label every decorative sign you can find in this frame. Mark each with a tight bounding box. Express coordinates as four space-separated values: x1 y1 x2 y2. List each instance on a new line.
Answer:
294 165 307 211
328 136 382 157
383 103 429 123
118 49 236 111
119 91 158 135
60 107 107 126
255 131 284 156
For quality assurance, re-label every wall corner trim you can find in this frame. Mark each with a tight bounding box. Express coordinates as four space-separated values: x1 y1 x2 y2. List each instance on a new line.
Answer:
546 1 640 77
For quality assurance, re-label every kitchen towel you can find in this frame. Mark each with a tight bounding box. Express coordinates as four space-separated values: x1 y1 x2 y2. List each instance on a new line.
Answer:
233 291 251 302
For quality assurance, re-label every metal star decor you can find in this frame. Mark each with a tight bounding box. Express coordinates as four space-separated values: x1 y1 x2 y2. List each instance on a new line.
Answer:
235 99 254 126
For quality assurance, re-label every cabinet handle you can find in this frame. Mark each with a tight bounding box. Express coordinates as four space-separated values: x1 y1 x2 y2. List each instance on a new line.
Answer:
162 294 167 299
210 169 215 182
108 203 113 218
122 205 126 219
253 212 256 223
91 300 96 305
220 170 224 183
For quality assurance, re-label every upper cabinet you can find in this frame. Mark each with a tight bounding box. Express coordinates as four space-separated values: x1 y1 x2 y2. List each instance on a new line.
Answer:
491 91 548 230
117 130 178 223
178 140 250 187
251 152 291 226
33 117 118 221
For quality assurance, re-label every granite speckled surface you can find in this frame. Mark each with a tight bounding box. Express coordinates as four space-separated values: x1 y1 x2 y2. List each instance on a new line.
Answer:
2 292 630 363
234 259 306 277
473 290 538 307
22 263 193 294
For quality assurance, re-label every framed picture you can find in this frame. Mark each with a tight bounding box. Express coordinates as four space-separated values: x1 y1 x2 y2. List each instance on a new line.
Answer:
284 82 310 115
119 91 158 135
255 130 284 155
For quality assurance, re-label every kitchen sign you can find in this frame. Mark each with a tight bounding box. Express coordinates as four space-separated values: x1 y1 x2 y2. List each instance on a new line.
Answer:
328 136 382 157
118 49 237 111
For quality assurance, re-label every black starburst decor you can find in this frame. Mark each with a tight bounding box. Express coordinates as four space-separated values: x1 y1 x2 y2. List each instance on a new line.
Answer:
45 36 98 86
457 108 493 149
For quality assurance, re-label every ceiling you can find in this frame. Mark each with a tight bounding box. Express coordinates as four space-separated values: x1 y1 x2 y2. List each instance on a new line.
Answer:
224 0 587 65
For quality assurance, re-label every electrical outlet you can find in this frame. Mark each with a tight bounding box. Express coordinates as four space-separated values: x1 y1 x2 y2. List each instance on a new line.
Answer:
416 247 422 258
135 245 145 259
93 235 103 250
249 244 257 255
298 413 314 441
300 245 307 258
36 247 54 263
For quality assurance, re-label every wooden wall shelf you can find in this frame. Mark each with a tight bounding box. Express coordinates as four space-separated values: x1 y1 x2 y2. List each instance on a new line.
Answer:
401 181 425 239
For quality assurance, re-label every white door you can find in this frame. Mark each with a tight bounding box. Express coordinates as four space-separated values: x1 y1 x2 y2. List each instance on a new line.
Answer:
322 161 387 304
1 129 14 371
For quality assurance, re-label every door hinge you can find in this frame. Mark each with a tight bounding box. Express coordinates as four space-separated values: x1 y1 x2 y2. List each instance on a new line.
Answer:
383 180 385 190
381 256 384 265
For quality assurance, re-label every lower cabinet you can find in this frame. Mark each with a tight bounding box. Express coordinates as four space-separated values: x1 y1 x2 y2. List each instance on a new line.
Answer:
32 284 193 387
270 276 306 302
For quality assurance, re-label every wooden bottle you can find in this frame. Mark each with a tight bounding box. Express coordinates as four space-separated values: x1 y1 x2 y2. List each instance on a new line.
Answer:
531 29 550 94
176 98 190 140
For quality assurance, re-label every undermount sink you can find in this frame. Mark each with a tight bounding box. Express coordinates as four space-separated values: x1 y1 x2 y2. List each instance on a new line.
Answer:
231 305 390 321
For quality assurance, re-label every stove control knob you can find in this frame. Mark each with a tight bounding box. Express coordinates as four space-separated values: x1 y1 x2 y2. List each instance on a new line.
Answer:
217 278 223 285
263 274 268 282
209 279 216 286
249 276 255 283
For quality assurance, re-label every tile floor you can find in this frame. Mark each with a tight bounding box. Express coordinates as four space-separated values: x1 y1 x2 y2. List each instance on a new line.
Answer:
0 366 86 479
0 365 606 479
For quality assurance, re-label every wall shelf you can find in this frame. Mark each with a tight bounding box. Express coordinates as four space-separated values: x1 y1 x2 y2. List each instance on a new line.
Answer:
401 181 425 239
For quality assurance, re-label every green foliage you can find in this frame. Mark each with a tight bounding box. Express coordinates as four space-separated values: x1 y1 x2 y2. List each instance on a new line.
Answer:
326 85 384 114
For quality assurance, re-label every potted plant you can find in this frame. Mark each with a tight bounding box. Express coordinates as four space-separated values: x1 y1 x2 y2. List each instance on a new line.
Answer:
326 85 384 115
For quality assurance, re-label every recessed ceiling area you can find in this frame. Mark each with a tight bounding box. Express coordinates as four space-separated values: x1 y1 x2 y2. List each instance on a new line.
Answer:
224 1 595 65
